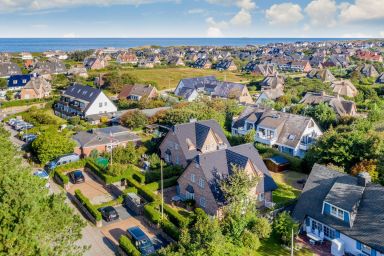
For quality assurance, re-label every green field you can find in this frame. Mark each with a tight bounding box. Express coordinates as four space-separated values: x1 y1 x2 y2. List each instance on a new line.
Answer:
91 67 249 90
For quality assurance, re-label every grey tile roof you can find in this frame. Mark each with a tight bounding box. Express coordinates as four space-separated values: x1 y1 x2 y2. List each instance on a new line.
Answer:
192 143 277 205
300 92 356 116
292 164 384 253
0 62 22 77
72 125 140 147
170 119 230 161
63 84 101 104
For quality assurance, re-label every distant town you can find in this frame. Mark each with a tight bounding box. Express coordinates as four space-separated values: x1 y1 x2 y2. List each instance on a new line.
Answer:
1 39 384 256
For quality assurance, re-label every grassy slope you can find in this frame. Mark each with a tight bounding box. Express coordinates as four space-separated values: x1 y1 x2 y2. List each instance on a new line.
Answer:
257 234 314 256
92 67 249 90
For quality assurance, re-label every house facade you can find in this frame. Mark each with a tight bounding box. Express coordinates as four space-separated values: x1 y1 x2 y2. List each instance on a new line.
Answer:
177 143 277 216
159 119 230 168
73 126 140 157
293 164 384 256
232 106 322 158
117 84 158 101
19 77 51 99
7 74 32 91
54 84 117 119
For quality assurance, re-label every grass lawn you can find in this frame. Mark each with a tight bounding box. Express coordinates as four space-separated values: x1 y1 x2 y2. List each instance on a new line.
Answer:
257 234 314 256
273 182 302 207
270 171 308 190
94 67 249 90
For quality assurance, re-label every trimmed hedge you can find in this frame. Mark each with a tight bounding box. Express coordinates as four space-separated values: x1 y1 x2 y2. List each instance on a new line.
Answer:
145 165 183 183
119 235 141 256
163 204 189 228
143 202 161 225
54 159 87 174
126 176 160 203
74 189 102 221
143 176 178 191
161 219 180 241
127 164 145 184
94 195 124 209
123 186 138 194
85 160 109 183
54 170 69 185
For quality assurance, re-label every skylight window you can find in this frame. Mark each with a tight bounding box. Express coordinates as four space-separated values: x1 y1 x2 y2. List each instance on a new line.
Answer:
288 134 296 140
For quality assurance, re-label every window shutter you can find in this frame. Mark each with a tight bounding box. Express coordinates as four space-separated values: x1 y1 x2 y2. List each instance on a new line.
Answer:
305 218 310 226
356 241 361 250
371 249 376 256
335 230 340 238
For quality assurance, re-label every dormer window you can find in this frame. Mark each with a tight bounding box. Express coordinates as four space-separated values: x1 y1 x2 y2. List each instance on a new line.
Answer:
330 205 344 220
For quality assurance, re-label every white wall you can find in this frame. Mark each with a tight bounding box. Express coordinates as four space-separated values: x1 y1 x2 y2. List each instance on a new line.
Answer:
85 92 117 116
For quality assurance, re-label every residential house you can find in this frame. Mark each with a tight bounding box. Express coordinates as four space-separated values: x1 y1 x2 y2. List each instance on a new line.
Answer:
167 56 185 66
174 76 253 104
0 62 22 78
32 59 67 76
24 59 34 69
299 92 357 116
84 56 107 70
377 73 384 84
215 59 237 71
177 143 277 216
293 164 384 256
355 50 383 62
116 52 138 64
191 58 212 69
231 106 322 158
67 67 88 78
256 75 285 104
117 84 158 101
159 119 230 167
20 77 51 100
331 80 358 98
243 62 277 76
73 125 140 157
7 74 32 91
20 52 33 60
290 60 312 72
355 64 379 78
54 84 117 119
307 69 336 83
323 54 350 68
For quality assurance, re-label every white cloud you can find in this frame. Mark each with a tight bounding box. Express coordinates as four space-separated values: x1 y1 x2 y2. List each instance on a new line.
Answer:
339 0 384 22
187 9 206 14
62 33 77 38
206 0 255 10
230 8 252 25
0 0 177 12
341 32 373 38
305 0 337 27
206 27 223 37
265 3 304 25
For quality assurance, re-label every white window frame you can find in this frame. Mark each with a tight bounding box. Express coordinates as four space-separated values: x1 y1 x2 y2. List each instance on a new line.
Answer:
198 178 204 188
199 197 206 208
330 205 344 220
186 191 195 200
258 193 264 202
190 174 195 183
361 244 371 255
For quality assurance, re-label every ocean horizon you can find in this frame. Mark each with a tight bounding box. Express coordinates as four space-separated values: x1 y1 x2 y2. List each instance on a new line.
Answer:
0 37 368 52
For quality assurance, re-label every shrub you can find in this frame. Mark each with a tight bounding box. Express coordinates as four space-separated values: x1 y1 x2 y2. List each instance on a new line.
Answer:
119 235 141 256
161 219 180 240
53 159 87 174
54 170 69 185
94 196 124 209
144 202 161 225
143 176 178 191
163 204 189 228
123 186 138 194
145 165 183 183
121 110 148 129
74 189 102 221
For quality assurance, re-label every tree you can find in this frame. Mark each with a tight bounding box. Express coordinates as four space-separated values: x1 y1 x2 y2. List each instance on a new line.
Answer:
0 125 87 255
105 143 140 165
244 129 256 143
148 153 161 169
103 71 138 93
303 103 337 130
121 110 148 129
31 129 76 164
273 211 299 246
0 78 7 89
5 90 13 101
351 159 378 182
249 217 272 239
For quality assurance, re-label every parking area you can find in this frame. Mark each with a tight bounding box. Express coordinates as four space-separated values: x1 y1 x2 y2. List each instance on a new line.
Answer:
101 205 132 226
67 170 114 205
100 215 169 250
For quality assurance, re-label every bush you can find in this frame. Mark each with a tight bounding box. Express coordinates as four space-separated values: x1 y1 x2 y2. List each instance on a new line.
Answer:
119 235 141 256
161 219 180 240
144 202 162 225
74 189 102 221
145 165 183 183
163 204 189 228
121 110 148 129
143 176 178 191
123 186 138 194
54 170 69 185
53 159 87 173
94 196 124 209
125 176 160 202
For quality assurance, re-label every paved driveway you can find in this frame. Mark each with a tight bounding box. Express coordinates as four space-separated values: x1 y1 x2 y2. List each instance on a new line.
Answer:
68 171 114 205
101 205 132 226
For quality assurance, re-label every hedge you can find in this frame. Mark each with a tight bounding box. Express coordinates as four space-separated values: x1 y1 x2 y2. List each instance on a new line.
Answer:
127 164 145 184
0 97 53 109
94 195 124 209
123 186 138 194
143 176 178 191
145 165 183 183
85 160 108 183
119 235 141 256
143 202 162 225
163 204 189 228
74 189 102 221
53 159 87 174
161 219 180 241
54 170 69 185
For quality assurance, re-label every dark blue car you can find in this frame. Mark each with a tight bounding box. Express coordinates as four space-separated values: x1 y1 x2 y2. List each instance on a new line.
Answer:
126 226 155 255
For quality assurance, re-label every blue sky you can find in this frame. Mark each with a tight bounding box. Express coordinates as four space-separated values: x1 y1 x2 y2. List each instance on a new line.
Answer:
0 0 383 38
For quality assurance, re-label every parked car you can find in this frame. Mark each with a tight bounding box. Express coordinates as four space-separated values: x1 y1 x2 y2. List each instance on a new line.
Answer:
13 121 27 130
126 226 156 256
22 134 37 143
33 170 50 188
45 153 80 171
17 123 33 131
68 170 85 184
98 206 119 222
8 118 18 126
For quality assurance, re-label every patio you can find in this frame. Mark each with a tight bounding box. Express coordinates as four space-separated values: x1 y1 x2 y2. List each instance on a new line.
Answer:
296 234 332 256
